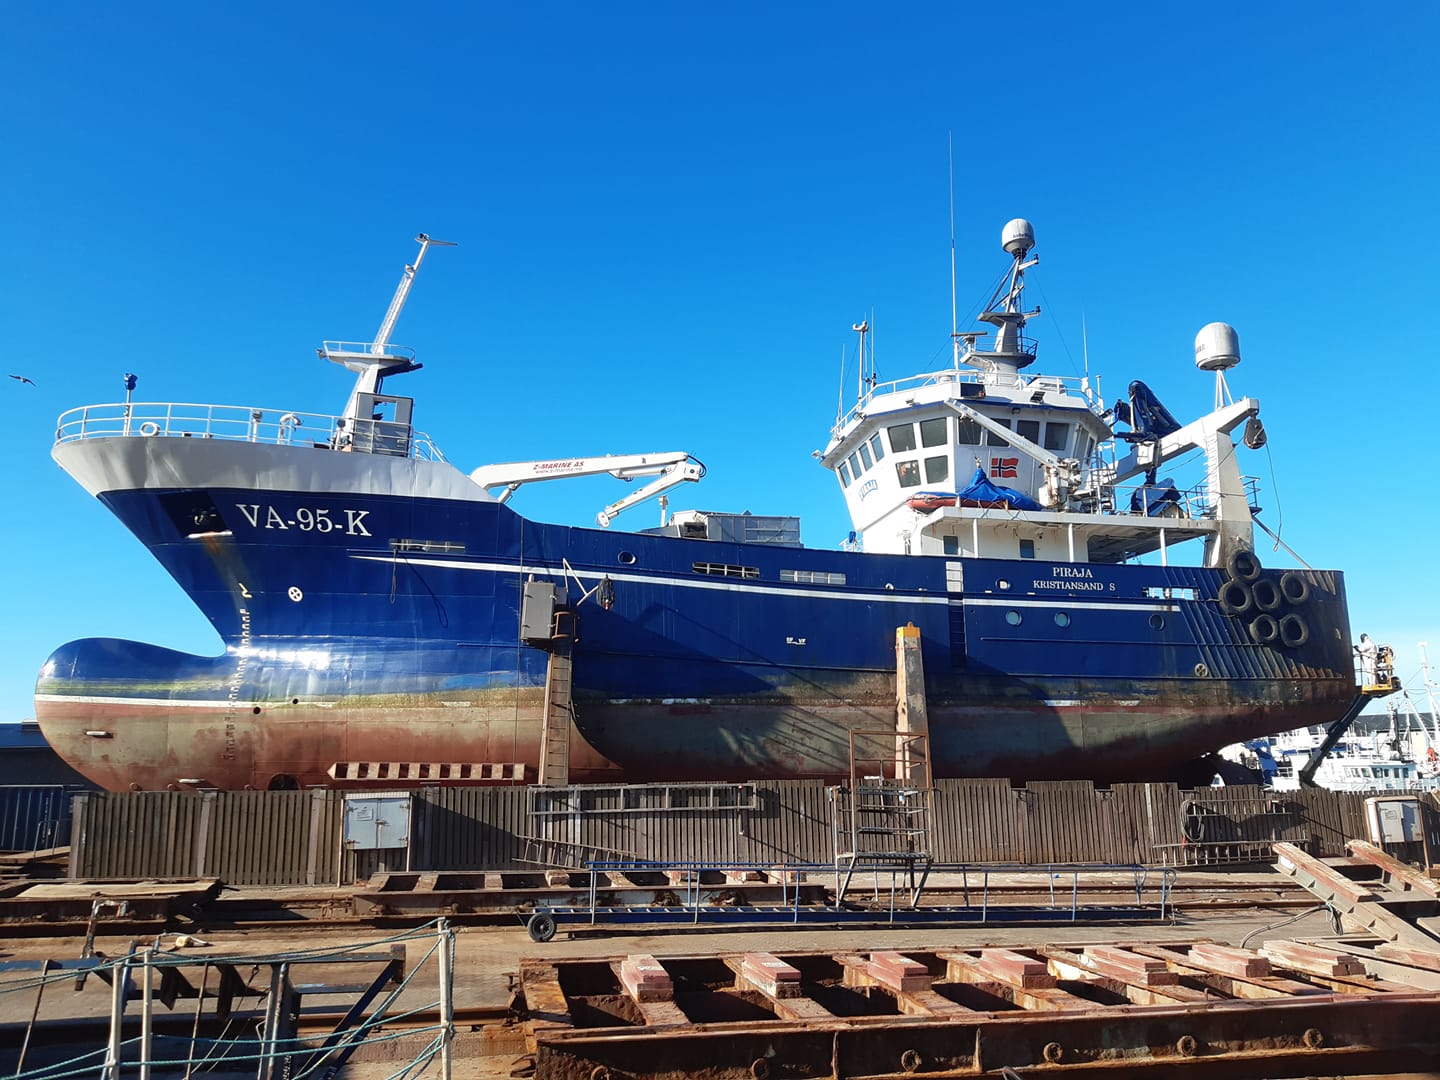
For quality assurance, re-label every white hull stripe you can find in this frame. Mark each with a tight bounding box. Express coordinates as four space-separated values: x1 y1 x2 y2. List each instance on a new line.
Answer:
350 554 1180 611
349 554 952 604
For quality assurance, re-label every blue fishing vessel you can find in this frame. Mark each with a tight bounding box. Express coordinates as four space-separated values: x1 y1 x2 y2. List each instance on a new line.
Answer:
36 223 1361 791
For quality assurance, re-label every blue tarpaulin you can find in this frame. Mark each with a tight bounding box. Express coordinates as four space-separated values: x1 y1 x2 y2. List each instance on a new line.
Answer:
956 467 1043 510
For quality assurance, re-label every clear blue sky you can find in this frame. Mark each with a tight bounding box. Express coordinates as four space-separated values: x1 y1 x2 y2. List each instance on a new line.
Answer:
4 2 1439 726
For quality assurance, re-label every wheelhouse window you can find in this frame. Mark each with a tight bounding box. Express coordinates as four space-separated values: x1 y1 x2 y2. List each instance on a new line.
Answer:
868 433 885 461
858 443 873 470
919 417 948 447
1075 433 1093 462
896 460 921 487
924 454 949 484
1044 422 1070 452
888 423 917 453
847 451 862 477
985 419 1011 447
956 417 983 445
838 462 851 487
1016 418 1041 444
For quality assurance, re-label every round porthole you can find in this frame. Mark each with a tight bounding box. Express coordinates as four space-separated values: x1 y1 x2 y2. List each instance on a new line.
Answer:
1194 663 1210 678
618 551 637 565
1149 614 1166 630
998 579 1011 591
1054 612 1071 628
1006 610 1023 626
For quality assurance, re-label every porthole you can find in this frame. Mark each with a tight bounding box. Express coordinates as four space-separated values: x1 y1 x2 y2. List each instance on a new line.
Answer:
998 579 1011 591
1194 663 1210 678
1005 610 1023 626
1054 612 1071 628
1149 614 1166 631
618 551 637 565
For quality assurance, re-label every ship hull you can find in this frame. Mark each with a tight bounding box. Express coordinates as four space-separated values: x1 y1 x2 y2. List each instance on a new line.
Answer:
36 437 1359 791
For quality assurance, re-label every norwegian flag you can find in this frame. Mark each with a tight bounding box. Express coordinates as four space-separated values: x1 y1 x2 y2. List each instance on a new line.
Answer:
990 457 1019 479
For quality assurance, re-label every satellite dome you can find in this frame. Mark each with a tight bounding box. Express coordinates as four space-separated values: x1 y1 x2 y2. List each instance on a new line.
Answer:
1001 219 1035 257
1194 322 1241 371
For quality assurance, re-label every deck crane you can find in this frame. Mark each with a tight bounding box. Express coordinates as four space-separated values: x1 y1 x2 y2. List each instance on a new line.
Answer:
469 452 705 527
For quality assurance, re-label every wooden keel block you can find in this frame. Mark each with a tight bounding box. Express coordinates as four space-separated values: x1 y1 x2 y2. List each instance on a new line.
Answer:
868 951 931 993
543 869 572 887
1261 940 1367 978
618 954 674 1002
739 952 803 998
768 866 806 885
724 869 764 883
1188 942 1272 979
664 869 696 886
1082 945 1179 985
975 949 1056 989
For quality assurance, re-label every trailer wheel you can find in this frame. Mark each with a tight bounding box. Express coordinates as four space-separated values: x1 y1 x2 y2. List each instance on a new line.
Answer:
527 912 557 943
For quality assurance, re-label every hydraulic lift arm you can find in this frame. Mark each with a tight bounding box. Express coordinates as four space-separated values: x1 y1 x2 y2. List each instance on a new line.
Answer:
468 452 705 527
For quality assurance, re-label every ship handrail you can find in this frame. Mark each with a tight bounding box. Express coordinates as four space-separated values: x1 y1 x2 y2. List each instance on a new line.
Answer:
320 340 417 361
54 401 448 462
833 367 1104 438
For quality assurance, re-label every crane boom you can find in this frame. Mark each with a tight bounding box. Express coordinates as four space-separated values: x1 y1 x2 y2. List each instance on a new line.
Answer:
468 451 705 527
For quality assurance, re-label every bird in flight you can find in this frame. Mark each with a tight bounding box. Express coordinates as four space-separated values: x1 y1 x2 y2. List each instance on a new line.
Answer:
8 374 36 386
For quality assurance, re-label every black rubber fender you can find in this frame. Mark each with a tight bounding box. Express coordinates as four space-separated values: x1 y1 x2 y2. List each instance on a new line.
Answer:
1279 571 1311 605
1249 613 1280 644
1226 548 1262 582
1218 578 1254 616
1252 577 1283 612
1279 613 1310 649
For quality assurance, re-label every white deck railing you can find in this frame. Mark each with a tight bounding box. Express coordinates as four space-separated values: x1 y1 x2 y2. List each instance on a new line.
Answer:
54 402 448 462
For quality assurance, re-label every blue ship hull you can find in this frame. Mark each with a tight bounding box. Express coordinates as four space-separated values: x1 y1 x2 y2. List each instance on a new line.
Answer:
36 475 1358 791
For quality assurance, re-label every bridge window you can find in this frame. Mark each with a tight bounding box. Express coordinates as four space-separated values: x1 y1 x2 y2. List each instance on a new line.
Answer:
888 423 917 453
956 417 982 444
896 460 921 487
1076 433 1093 462
924 454 949 484
838 462 851 487
1016 419 1041 444
920 417 948 447
848 451 862 477
858 443 873 470
985 419 1011 447
868 433 885 461
1044 422 1070 452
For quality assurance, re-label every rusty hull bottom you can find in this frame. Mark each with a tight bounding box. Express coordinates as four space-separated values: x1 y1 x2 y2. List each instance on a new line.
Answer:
519 940 1440 1078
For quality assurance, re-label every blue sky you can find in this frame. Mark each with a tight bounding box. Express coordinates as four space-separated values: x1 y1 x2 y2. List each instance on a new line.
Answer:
4 2 1439 726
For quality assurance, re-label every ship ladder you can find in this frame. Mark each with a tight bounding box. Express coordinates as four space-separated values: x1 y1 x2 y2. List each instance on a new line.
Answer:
538 609 576 786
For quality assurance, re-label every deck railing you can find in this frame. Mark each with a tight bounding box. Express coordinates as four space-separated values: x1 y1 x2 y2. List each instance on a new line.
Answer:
54 402 447 462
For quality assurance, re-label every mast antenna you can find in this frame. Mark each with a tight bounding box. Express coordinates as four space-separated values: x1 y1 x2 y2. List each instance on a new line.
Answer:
949 133 961 369
372 233 457 354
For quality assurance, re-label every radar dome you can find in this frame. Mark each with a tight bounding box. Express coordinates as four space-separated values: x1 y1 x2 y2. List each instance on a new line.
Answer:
1001 219 1035 257
1194 322 1241 371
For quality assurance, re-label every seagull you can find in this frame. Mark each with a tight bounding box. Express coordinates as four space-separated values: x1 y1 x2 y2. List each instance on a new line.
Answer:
8 374 36 386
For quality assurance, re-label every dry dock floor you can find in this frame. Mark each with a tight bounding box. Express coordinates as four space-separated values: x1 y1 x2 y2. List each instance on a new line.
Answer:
0 868 1350 1077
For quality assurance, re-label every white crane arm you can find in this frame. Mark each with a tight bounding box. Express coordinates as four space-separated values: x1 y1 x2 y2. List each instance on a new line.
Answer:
468 451 705 525
597 460 705 527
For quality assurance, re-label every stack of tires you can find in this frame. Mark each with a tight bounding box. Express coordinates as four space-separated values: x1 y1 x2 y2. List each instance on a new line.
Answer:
1217 548 1311 649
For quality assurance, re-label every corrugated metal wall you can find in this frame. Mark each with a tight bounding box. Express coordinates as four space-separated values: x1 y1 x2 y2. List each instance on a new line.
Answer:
71 789 342 884
68 783 1440 882
0 785 80 853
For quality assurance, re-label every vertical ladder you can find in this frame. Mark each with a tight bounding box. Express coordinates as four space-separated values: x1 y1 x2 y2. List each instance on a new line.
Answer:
538 611 576 786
